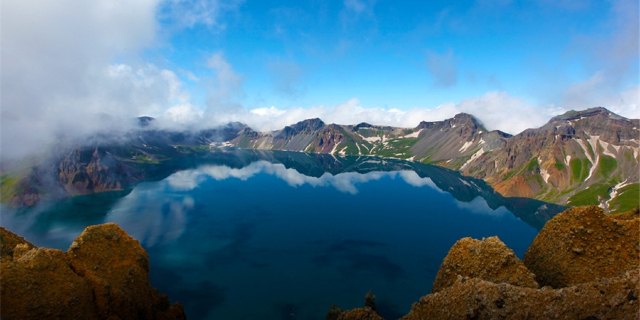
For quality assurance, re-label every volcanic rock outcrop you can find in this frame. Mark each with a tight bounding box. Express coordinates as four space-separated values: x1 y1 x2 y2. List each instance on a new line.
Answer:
333 206 640 319
402 269 638 320
0 223 185 320
331 307 384 320
524 206 639 288
431 236 538 292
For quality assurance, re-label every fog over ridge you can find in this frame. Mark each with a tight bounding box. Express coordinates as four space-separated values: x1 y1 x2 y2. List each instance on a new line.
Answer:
1 0 638 162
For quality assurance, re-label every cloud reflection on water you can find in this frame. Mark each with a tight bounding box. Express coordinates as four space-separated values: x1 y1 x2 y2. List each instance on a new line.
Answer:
166 160 443 195
106 161 446 247
106 186 193 247
455 196 510 217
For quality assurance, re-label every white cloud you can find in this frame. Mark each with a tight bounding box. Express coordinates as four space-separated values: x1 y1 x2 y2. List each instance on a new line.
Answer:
107 189 192 247
0 0 187 161
164 103 205 125
204 92 557 135
398 171 443 191
559 0 639 112
455 91 554 134
204 51 244 115
455 196 509 217
250 106 287 117
611 86 640 119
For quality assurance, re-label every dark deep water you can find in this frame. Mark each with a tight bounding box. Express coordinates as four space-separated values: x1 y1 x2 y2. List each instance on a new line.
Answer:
1 150 564 319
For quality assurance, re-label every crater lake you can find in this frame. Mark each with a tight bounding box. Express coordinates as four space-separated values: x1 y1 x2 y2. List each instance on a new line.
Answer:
0 149 564 319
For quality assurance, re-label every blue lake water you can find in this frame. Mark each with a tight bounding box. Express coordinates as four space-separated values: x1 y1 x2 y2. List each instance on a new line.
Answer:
0 150 563 319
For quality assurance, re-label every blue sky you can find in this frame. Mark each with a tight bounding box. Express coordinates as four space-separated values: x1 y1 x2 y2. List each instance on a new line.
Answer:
1 0 639 159
153 0 637 110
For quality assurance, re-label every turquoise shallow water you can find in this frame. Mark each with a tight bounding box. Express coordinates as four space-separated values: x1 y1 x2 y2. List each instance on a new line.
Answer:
1 150 562 319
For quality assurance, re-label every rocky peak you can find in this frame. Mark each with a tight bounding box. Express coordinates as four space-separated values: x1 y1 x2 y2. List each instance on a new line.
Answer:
416 113 486 132
354 122 374 130
222 121 246 130
293 118 325 131
137 116 155 127
451 113 485 129
276 118 325 139
543 107 638 142
239 126 259 138
432 236 538 292
550 107 624 122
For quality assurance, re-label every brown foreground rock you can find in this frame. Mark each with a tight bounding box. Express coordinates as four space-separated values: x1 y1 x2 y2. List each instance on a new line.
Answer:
0 223 185 320
332 206 640 319
335 307 384 320
0 227 34 257
403 269 639 320
524 206 639 288
431 236 538 292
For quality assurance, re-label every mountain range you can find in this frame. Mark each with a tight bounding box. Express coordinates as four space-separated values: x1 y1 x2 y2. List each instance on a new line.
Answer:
228 107 639 212
2 107 638 212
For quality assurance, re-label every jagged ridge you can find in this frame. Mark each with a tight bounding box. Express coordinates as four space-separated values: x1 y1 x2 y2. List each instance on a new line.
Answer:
228 107 639 211
3 107 638 210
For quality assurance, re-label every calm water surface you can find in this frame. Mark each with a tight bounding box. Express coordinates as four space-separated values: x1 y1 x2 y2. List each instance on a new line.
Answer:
1 150 563 319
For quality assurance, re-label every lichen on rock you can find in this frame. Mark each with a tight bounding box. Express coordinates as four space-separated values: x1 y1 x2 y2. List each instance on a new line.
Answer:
334 307 384 320
431 236 538 292
403 269 639 320
524 206 639 288
0 223 185 320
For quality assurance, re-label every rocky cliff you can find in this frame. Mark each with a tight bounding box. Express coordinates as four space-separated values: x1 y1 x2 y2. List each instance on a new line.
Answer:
331 206 639 319
229 107 639 211
0 223 185 320
3 108 638 211
462 107 640 210
3 121 248 206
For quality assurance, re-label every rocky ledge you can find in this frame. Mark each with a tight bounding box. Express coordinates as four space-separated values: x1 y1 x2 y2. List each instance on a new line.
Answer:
331 206 639 319
0 223 185 320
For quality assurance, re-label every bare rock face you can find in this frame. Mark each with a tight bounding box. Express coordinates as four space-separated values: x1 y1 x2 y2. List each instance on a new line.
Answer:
403 269 639 320
524 206 640 288
431 236 538 292
0 224 185 320
0 227 34 258
334 307 384 320
333 206 640 319
2 247 99 319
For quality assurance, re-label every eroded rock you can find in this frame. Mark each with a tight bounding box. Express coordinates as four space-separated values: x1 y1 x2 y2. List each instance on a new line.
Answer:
335 307 384 320
0 226 34 258
332 206 640 319
0 223 185 320
432 236 538 292
524 206 639 288
403 269 639 320
2 248 98 319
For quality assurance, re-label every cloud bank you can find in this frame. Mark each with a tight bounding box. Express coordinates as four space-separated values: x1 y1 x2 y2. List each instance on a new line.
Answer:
199 92 557 135
0 0 173 160
1 0 638 163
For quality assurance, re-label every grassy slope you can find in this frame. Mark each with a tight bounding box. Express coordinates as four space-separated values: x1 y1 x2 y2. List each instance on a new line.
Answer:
0 174 19 203
609 183 640 213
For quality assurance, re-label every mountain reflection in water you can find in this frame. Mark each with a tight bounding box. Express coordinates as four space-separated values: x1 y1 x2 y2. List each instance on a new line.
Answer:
1 149 565 319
